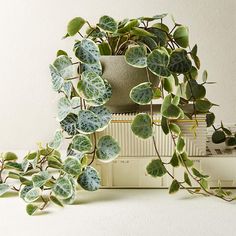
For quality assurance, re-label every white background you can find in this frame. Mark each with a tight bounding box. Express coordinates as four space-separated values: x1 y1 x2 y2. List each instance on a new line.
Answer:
0 0 235 150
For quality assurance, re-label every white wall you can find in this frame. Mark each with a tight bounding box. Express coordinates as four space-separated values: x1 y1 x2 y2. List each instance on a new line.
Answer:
0 0 235 150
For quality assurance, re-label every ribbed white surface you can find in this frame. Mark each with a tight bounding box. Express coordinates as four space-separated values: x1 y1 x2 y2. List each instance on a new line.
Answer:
98 113 207 157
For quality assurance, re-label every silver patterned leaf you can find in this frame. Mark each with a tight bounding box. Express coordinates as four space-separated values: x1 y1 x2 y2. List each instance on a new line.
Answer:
71 134 93 153
71 97 81 114
62 81 73 98
147 48 170 77
60 113 78 136
75 39 100 64
98 15 118 33
130 82 153 105
63 156 82 176
0 183 10 196
63 192 77 205
77 110 102 134
131 113 153 139
49 64 64 91
125 45 147 68
52 175 74 199
53 55 77 79
77 166 100 191
89 106 112 131
57 97 72 121
85 79 112 106
77 71 105 100
96 135 120 162
81 62 102 76
24 187 41 203
48 130 63 149
32 171 50 188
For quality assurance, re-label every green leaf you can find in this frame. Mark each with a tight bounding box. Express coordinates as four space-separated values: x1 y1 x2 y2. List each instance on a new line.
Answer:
67 17 86 36
72 134 92 153
32 171 50 188
98 42 112 55
206 113 215 127
77 166 100 191
81 61 102 76
63 156 82 176
26 204 39 216
53 176 74 199
131 27 155 37
49 65 64 92
173 26 189 48
161 116 169 135
147 28 167 46
139 13 167 21
19 186 32 200
60 113 78 136
202 70 208 82
161 94 172 112
75 39 100 64
77 110 102 134
2 152 18 161
184 172 192 186
53 55 76 79
62 81 73 97
89 106 112 130
130 82 153 105
4 162 22 171
162 104 182 119
48 156 63 169
200 178 208 189
48 130 63 149
125 45 147 68
140 36 157 51
192 168 209 178
153 87 162 99
186 80 206 100
168 49 192 74
131 113 153 139
195 99 212 112
0 183 10 196
169 123 181 136
96 135 120 162
169 180 180 194
170 152 179 167
152 23 169 33
117 19 139 33
146 159 167 177
190 45 200 69
225 137 236 146
147 48 170 77
176 137 185 154
77 71 105 100
57 97 72 121
85 79 112 106
24 187 41 203
163 75 175 93
98 15 118 33
57 50 68 57
179 152 194 167
212 130 226 144
50 195 64 207
63 192 77 205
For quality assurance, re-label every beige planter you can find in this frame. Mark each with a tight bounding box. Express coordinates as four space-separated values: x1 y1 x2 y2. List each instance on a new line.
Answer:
100 56 159 113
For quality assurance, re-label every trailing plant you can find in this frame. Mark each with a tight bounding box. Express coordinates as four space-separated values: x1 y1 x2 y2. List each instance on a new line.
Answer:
1 14 236 216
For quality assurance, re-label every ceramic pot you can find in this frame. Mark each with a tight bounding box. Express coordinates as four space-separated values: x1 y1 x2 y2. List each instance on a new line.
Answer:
100 56 159 113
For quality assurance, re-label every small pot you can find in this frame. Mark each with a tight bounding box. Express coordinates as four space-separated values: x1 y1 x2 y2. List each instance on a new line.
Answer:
100 56 159 113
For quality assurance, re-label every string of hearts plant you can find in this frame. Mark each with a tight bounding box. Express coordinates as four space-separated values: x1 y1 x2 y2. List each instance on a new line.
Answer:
1 14 236 216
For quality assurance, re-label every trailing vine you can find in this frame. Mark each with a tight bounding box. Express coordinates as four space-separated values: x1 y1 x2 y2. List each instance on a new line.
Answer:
1 14 236 215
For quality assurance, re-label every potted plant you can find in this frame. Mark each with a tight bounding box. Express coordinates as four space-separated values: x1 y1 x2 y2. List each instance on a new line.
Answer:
0 14 236 215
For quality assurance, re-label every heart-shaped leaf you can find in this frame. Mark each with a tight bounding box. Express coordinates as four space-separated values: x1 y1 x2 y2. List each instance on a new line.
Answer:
206 112 215 127
75 39 100 64
130 82 153 105
0 183 10 196
77 71 105 100
53 176 74 199
125 45 147 68
57 97 72 121
77 166 100 191
81 61 102 76
77 110 102 134
49 65 64 91
60 113 78 136
169 179 180 194
212 130 226 144
72 134 93 153
96 135 120 162
26 204 39 216
131 113 152 139
67 17 86 36
24 187 41 203
147 48 170 77
195 99 212 112
32 171 50 188
98 15 118 33
2 152 18 161
146 159 167 177
63 156 82 176
48 130 63 149
186 80 206 100
173 26 189 48
168 49 192 74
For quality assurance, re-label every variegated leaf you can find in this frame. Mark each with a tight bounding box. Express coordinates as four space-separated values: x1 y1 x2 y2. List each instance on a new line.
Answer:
71 134 93 153
48 130 63 149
